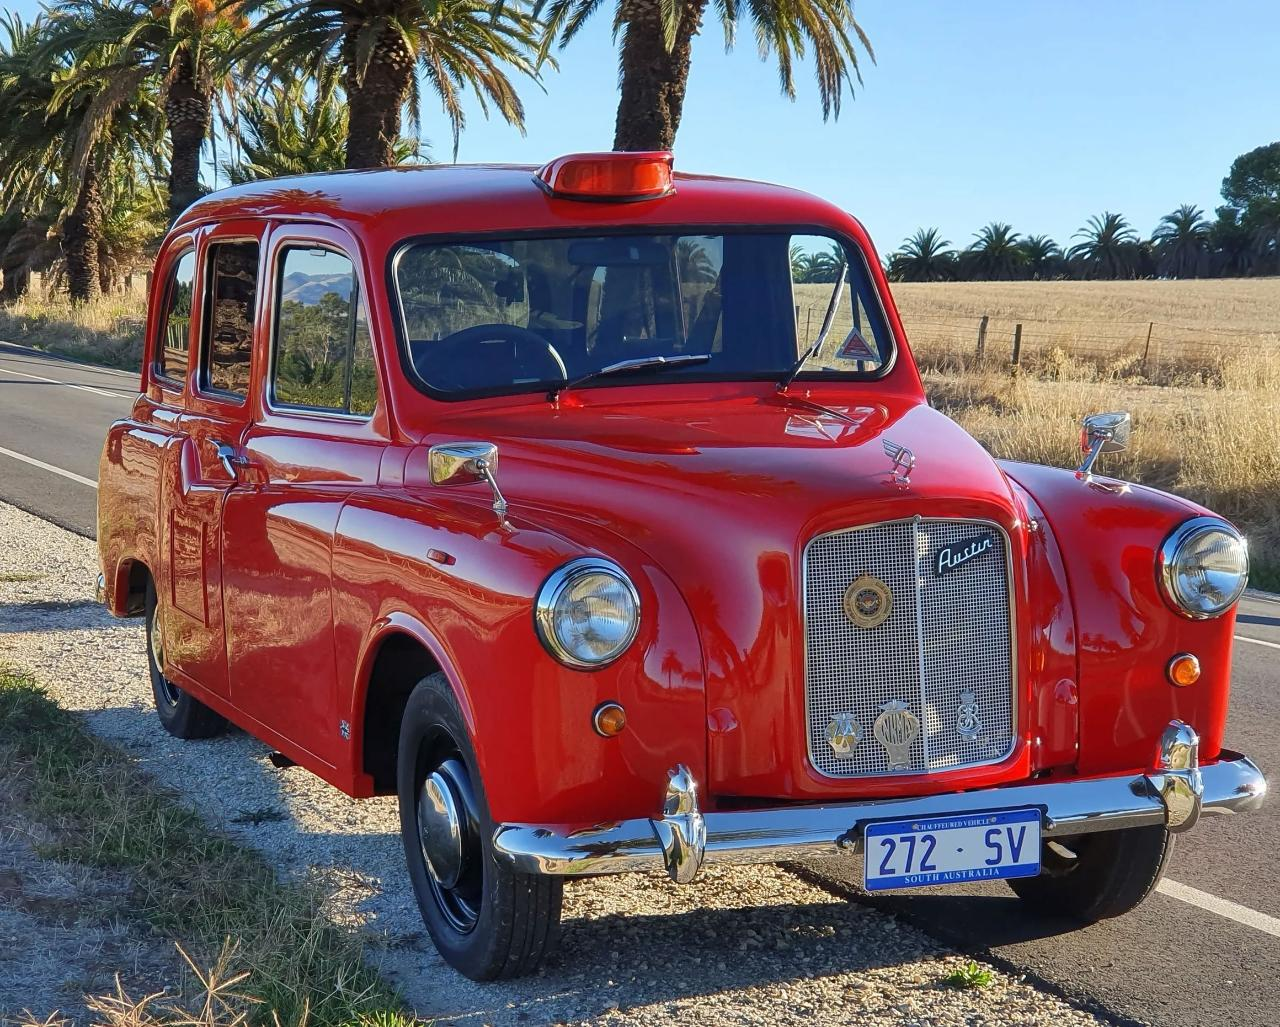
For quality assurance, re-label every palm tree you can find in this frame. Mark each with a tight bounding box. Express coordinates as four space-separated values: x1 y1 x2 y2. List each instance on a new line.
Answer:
1067 212 1139 280
536 0 874 152
224 73 422 184
0 14 161 301
792 244 844 283
1152 204 1211 279
47 0 246 223
675 239 716 283
966 222 1023 280
887 228 954 282
239 0 542 168
1019 235 1060 279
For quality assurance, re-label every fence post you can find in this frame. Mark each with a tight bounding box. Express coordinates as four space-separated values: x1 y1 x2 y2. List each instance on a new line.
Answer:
1141 321 1154 371
1011 323 1023 366
976 315 989 360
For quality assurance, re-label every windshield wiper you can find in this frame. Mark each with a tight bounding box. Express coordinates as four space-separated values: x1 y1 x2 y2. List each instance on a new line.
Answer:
777 261 848 393
548 354 711 403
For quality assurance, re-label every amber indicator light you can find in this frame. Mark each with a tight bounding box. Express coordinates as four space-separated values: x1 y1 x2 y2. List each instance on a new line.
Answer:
1167 653 1201 688
536 152 674 201
592 702 627 737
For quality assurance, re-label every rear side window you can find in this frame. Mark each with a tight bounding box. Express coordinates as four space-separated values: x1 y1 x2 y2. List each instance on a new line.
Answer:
155 250 196 385
201 241 259 398
272 247 377 416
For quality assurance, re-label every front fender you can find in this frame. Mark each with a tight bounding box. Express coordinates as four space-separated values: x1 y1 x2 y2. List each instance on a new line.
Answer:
333 491 707 824
1000 461 1234 772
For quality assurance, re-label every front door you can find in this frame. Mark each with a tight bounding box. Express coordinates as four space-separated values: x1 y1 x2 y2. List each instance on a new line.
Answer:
160 222 267 703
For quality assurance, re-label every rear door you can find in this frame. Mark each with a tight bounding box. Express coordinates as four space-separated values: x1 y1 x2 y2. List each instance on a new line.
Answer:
160 221 267 701
221 223 388 767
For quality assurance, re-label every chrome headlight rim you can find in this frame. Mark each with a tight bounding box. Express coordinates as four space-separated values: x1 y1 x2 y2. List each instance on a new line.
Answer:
534 557 641 670
1157 516 1249 620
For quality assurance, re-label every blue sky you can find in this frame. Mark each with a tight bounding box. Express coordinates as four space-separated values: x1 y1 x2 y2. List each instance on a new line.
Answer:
10 0 1280 257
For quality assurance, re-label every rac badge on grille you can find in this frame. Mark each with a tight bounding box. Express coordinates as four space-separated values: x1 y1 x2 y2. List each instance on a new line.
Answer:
873 700 920 770
935 532 995 577
826 712 863 758
843 575 893 629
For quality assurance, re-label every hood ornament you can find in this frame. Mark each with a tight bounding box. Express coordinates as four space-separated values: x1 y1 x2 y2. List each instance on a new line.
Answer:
882 438 915 486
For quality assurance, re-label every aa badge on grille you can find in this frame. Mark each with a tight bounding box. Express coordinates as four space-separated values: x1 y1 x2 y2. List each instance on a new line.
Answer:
872 700 920 770
826 712 863 758
843 575 893 629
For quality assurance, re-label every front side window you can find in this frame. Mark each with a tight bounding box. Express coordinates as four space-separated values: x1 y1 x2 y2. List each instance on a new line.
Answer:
201 241 259 398
393 230 892 397
272 247 377 416
155 250 196 385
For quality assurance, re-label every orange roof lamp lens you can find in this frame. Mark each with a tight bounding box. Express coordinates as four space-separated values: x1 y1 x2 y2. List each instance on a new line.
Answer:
1167 653 1202 688
536 152 675 202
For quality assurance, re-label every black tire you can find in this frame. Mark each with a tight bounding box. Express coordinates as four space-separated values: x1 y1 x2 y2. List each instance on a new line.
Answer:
145 579 227 740
1008 825 1174 922
398 672 562 980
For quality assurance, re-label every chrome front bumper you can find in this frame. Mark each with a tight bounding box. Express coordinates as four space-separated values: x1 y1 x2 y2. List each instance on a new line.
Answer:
493 721 1266 884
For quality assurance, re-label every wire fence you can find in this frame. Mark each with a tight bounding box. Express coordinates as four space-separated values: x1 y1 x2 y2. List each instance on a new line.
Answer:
902 312 1280 375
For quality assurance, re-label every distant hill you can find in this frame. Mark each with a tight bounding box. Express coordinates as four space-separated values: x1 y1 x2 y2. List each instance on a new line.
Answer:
281 271 353 305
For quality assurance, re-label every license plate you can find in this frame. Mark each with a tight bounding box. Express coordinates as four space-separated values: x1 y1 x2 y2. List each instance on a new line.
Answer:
863 808 1041 891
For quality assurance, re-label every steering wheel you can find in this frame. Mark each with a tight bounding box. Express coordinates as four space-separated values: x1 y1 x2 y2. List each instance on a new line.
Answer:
430 323 568 389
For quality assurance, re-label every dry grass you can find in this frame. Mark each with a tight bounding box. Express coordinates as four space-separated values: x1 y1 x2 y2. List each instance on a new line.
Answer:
0 294 146 370
889 277 1280 379
0 668 417 1027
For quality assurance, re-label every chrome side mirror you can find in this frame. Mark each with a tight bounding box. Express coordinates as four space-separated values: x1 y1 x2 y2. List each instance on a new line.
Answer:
1077 411 1131 477
429 441 508 519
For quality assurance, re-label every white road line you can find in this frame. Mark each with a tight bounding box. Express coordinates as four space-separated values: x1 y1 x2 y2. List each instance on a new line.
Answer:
1158 879 1280 939
0 340 137 379
1235 634 1280 651
0 444 98 489
0 364 123 399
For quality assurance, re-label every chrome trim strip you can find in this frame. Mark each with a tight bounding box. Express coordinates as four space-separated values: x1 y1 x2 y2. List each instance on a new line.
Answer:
912 515 932 767
801 515 1019 779
493 735 1265 880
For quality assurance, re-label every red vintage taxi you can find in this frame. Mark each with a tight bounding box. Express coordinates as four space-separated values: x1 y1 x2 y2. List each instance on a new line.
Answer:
97 152 1266 980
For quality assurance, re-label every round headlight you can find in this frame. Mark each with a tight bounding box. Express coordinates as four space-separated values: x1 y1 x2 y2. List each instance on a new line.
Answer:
1158 517 1249 619
535 559 640 669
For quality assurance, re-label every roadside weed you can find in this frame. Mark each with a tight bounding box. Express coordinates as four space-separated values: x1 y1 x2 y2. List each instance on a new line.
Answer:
0 667 418 1027
942 960 994 990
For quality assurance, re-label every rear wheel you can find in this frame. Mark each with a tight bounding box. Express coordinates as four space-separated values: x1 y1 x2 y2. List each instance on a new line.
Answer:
397 672 561 980
145 579 227 740
1008 825 1174 922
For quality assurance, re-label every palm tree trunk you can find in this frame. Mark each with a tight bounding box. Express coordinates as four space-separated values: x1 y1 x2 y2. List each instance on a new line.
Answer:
613 0 704 151
343 29 415 169
63 153 104 303
165 50 212 223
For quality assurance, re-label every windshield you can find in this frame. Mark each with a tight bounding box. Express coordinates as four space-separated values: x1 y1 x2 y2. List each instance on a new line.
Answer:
392 230 893 397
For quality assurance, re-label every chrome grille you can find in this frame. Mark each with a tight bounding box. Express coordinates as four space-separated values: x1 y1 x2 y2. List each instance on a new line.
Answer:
804 517 1015 778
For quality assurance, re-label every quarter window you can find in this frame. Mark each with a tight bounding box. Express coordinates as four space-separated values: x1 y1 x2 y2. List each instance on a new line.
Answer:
155 250 196 384
272 247 376 416
201 241 260 398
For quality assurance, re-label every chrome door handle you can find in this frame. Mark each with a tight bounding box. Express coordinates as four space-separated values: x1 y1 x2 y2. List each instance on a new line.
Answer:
213 440 242 480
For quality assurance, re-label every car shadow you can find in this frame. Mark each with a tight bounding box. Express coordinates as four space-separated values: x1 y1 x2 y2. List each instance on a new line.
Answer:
1237 612 1280 629
0 599 127 634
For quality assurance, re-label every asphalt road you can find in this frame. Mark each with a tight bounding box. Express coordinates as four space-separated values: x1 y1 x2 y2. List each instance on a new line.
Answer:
1 339 1276 1026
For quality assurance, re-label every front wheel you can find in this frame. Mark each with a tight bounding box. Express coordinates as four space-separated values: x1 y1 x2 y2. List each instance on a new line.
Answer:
397 672 562 980
145 579 227 740
1008 825 1174 922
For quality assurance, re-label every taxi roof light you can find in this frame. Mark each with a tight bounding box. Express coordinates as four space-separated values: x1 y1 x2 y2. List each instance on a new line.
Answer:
535 152 674 201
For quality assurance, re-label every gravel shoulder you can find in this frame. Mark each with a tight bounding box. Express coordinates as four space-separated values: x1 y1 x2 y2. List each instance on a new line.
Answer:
0 499 1110 1026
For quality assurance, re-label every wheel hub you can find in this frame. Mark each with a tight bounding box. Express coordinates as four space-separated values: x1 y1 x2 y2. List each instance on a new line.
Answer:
418 769 466 888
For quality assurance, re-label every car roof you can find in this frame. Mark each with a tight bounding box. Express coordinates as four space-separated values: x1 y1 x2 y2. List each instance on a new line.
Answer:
171 163 866 245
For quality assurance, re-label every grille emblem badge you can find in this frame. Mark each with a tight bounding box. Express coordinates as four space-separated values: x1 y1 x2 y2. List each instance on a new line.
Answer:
843 575 893 629
826 713 863 757
872 700 920 770
955 690 981 741
935 533 995 577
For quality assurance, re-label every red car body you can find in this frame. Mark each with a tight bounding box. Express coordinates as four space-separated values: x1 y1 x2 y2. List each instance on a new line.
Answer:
97 157 1263 955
